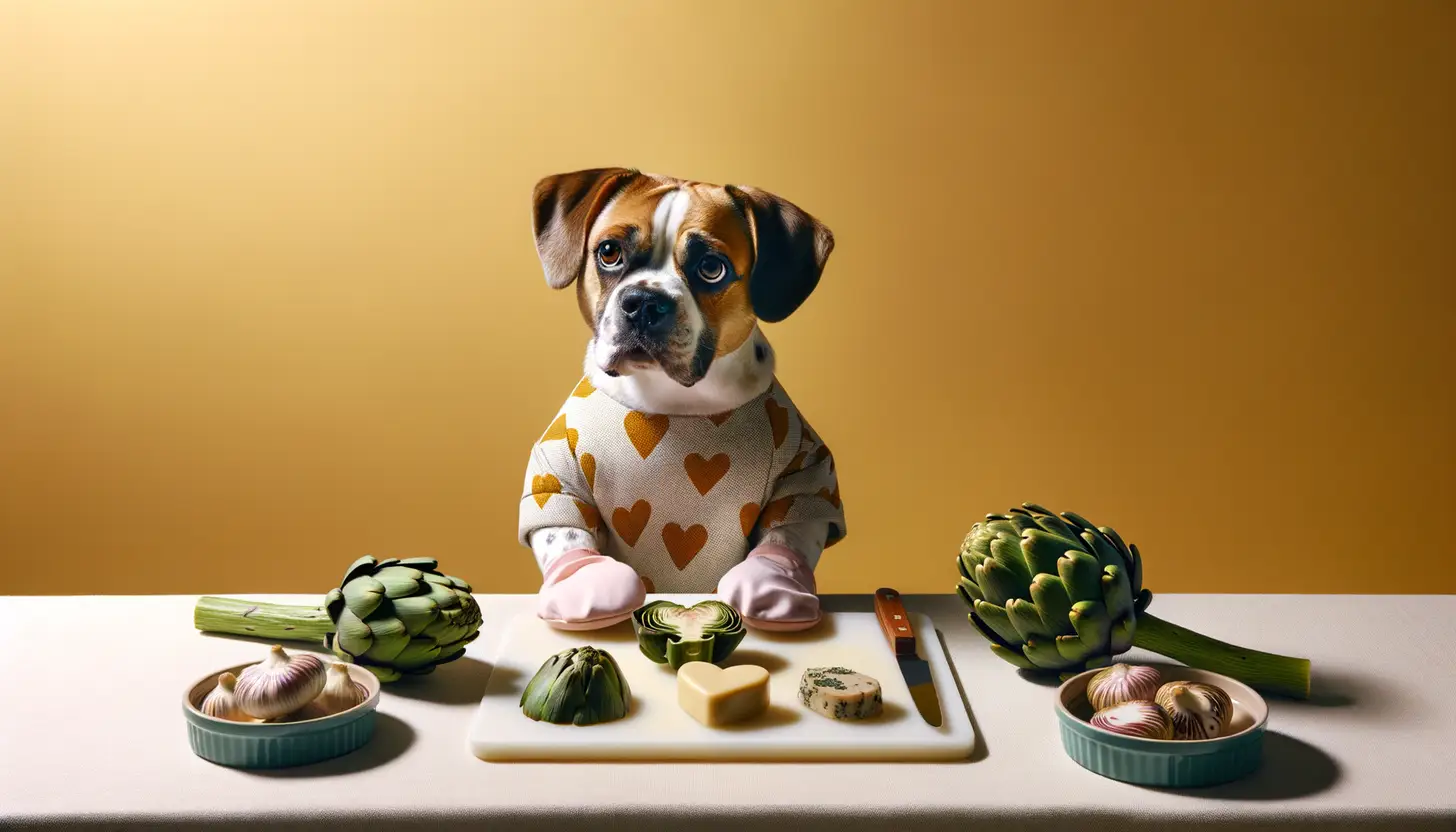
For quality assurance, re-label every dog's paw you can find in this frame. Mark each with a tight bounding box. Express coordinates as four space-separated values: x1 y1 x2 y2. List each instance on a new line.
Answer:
717 544 821 631
537 551 646 630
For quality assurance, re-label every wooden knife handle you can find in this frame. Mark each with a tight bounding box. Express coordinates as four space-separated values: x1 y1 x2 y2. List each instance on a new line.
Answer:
873 587 916 656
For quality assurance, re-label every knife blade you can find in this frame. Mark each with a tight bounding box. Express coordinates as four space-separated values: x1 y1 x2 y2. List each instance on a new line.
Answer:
873 587 943 727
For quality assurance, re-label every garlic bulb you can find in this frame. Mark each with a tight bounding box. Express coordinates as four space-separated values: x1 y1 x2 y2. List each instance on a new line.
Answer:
292 663 371 720
1085 663 1162 711
233 644 327 720
1155 681 1233 740
1089 699 1174 739
200 672 253 722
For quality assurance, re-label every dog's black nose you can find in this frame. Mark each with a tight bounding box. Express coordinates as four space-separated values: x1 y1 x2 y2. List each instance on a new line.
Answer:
620 286 677 339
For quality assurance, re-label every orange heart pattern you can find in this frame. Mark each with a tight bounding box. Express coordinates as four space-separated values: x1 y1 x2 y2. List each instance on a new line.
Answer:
580 453 596 491
641 575 656 593
684 453 731 495
806 445 831 469
765 398 788 449
662 523 708 569
707 410 733 426
624 411 670 459
542 415 580 456
740 502 760 537
531 474 561 508
575 499 601 531
759 496 795 529
612 499 652 547
817 486 842 509
572 377 596 398
782 451 808 475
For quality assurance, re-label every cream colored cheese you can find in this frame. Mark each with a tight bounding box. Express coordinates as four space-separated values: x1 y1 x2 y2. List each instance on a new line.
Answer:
676 662 770 727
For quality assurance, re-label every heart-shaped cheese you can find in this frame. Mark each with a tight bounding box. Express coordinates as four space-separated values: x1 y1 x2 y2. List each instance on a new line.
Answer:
676 662 770 727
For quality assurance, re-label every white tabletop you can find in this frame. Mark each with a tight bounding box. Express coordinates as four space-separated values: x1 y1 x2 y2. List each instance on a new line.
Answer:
1 592 1452 831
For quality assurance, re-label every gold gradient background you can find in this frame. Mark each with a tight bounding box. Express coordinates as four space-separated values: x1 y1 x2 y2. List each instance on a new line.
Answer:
2 1 1452 597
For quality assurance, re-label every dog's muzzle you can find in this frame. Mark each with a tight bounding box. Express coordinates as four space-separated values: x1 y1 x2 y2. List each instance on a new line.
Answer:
618 285 677 343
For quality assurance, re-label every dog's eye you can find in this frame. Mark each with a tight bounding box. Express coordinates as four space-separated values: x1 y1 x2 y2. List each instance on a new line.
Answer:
697 256 727 283
596 240 623 269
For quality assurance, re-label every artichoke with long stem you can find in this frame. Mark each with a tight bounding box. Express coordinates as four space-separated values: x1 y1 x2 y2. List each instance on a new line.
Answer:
956 503 1311 699
195 556 482 683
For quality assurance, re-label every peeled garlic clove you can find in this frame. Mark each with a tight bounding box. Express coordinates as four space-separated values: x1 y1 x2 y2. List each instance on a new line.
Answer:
293 663 371 719
233 644 327 720
200 672 253 722
1089 699 1174 739
1085 663 1162 711
1155 681 1233 740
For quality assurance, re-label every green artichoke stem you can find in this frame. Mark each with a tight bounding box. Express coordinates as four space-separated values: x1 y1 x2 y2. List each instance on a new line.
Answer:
1132 612 1311 700
194 596 336 644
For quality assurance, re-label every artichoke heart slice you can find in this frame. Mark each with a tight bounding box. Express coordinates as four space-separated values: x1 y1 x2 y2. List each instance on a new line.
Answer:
631 600 747 670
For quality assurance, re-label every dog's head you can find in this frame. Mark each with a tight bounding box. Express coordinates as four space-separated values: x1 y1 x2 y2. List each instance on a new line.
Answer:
530 168 834 386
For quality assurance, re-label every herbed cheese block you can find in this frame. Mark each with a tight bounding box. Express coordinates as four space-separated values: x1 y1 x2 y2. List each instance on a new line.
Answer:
676 662 770 727
798 666 883 720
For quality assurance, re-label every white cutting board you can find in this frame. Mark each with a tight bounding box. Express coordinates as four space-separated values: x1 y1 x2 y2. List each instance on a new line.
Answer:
467 595 975 761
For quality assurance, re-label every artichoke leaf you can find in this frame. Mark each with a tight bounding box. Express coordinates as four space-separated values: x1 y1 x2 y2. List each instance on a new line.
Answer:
984 539 1032 598
361 615 412 663
394 557 440 571
1057 551 1103 603
374 566 426 599
1109 615 1136 654
966 610 1013 649
1055 634 1098 664
973 600 1024 645
1101 564 1134 621
1029 573 1076 636
340 556 380 587
1069 600 1112 649
1022 637 1070 670
1006 597 1053 641
1134 588 1154 614
989 643 1036 670
1081 529 1127 572
391 637 442 669
1031 512 1081 543
390 595 440 636
956 576 985 607
1020 529 1084 576
333 606 375 657
342 575 387 620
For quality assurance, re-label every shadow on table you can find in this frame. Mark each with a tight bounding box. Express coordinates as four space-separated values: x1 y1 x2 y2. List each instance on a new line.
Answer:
382 656 499 705
1139 731 1340 800
244 713 415 778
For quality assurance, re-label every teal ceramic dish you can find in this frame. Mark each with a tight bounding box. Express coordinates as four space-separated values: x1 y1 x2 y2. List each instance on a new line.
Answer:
1055 662 1269 787
183 659 381 769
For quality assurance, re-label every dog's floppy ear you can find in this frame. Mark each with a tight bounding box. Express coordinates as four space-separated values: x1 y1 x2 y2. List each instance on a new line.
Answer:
531 167 639 289
726 184 835 323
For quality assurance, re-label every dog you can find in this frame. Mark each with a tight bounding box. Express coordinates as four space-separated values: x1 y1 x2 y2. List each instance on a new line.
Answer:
517 167 846 632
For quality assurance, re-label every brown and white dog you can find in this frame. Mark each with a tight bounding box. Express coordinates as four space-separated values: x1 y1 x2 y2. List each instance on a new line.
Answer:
521 167 842 630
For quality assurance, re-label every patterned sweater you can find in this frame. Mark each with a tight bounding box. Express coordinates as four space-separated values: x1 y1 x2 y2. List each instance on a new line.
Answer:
519 375 846 593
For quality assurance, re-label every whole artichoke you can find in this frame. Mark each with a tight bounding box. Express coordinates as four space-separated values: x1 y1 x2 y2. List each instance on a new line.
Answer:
957 503 1310 698
194 555 482 683
520 646 632 725
323 556 482 682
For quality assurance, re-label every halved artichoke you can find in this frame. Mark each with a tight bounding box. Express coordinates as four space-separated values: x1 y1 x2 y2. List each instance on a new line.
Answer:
520 646 631 726
631 600 746 669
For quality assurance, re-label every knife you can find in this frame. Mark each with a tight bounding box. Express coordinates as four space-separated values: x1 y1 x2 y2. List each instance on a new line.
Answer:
873 587 944 727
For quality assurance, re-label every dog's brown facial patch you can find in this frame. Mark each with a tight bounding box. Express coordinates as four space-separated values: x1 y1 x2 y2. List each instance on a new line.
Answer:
577 178 679 327
677 186 758 356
